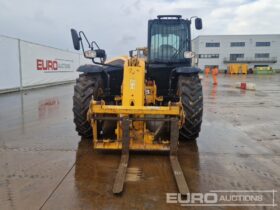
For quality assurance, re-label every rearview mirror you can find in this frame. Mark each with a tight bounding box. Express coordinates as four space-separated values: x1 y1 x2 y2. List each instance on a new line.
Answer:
70 29 81 50
195 18 202 30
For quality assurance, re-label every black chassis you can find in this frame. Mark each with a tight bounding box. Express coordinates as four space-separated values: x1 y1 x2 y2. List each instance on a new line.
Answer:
77 62 200 103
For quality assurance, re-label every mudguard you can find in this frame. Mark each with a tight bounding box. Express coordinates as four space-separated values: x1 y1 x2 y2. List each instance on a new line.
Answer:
174 66 201 74
77 65 104 73
77 59 124 74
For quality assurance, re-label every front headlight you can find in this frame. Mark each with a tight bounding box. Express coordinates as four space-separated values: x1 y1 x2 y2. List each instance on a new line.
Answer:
84 50 97 58
184 51 195 59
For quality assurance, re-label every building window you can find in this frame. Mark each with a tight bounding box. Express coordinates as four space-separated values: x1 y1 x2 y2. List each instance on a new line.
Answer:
256 42 270 47
206 42 220 47
255 53 270 58
199 54 219 59
230 42 245 47
230 54 244 61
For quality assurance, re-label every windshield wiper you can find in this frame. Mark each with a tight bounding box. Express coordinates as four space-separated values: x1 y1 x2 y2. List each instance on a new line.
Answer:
171 38 189 60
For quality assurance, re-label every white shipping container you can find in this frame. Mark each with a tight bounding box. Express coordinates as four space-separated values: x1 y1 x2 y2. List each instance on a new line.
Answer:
0 36 21 91
20 41 80 88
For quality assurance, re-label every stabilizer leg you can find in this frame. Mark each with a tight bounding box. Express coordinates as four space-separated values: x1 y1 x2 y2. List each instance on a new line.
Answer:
113 118 130 194
170 118 190 195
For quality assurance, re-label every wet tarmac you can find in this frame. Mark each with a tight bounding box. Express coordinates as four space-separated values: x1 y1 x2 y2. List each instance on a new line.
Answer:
0 74 279 210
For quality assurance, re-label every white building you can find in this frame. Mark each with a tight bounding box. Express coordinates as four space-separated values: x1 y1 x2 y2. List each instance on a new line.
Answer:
192 34 280 71
0 35 90 93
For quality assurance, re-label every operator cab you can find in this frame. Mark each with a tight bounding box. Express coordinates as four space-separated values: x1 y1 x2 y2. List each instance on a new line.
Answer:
147 15 202 65
146 15 202 98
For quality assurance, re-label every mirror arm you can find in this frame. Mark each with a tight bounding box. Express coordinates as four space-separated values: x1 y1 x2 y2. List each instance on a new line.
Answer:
80 41 86 57
78 32 87 57
91 41 106 63
79 31 91 48
91 41 100 49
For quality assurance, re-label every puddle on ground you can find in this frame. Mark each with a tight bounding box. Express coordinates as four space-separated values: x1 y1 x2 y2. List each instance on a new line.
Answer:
221 84 233 88
125 167 143 182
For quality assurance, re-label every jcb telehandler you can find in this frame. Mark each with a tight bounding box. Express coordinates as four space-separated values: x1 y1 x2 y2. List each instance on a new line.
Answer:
71 15 203 195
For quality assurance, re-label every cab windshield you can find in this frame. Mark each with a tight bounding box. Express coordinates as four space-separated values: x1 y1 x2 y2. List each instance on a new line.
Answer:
149 22 189 63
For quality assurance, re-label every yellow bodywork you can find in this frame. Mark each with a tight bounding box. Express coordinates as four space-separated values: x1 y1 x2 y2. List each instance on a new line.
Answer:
88 55 184 151
122 58 145 106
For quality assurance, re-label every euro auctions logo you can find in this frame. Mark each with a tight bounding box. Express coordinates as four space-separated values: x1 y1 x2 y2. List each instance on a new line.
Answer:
166 190 277 207
37 59 58 71
166 192 218 206
36 58 73 72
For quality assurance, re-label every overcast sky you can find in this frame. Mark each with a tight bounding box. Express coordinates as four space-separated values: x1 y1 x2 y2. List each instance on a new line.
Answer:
0 0 279 57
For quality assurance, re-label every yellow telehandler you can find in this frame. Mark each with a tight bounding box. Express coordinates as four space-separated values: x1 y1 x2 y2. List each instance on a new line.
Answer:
71 15 203 195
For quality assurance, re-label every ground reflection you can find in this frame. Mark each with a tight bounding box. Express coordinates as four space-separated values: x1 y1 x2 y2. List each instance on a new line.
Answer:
74 138 200 209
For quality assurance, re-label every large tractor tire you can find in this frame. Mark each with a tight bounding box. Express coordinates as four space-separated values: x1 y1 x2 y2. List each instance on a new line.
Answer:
178 74 203 141
73 73 102 138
